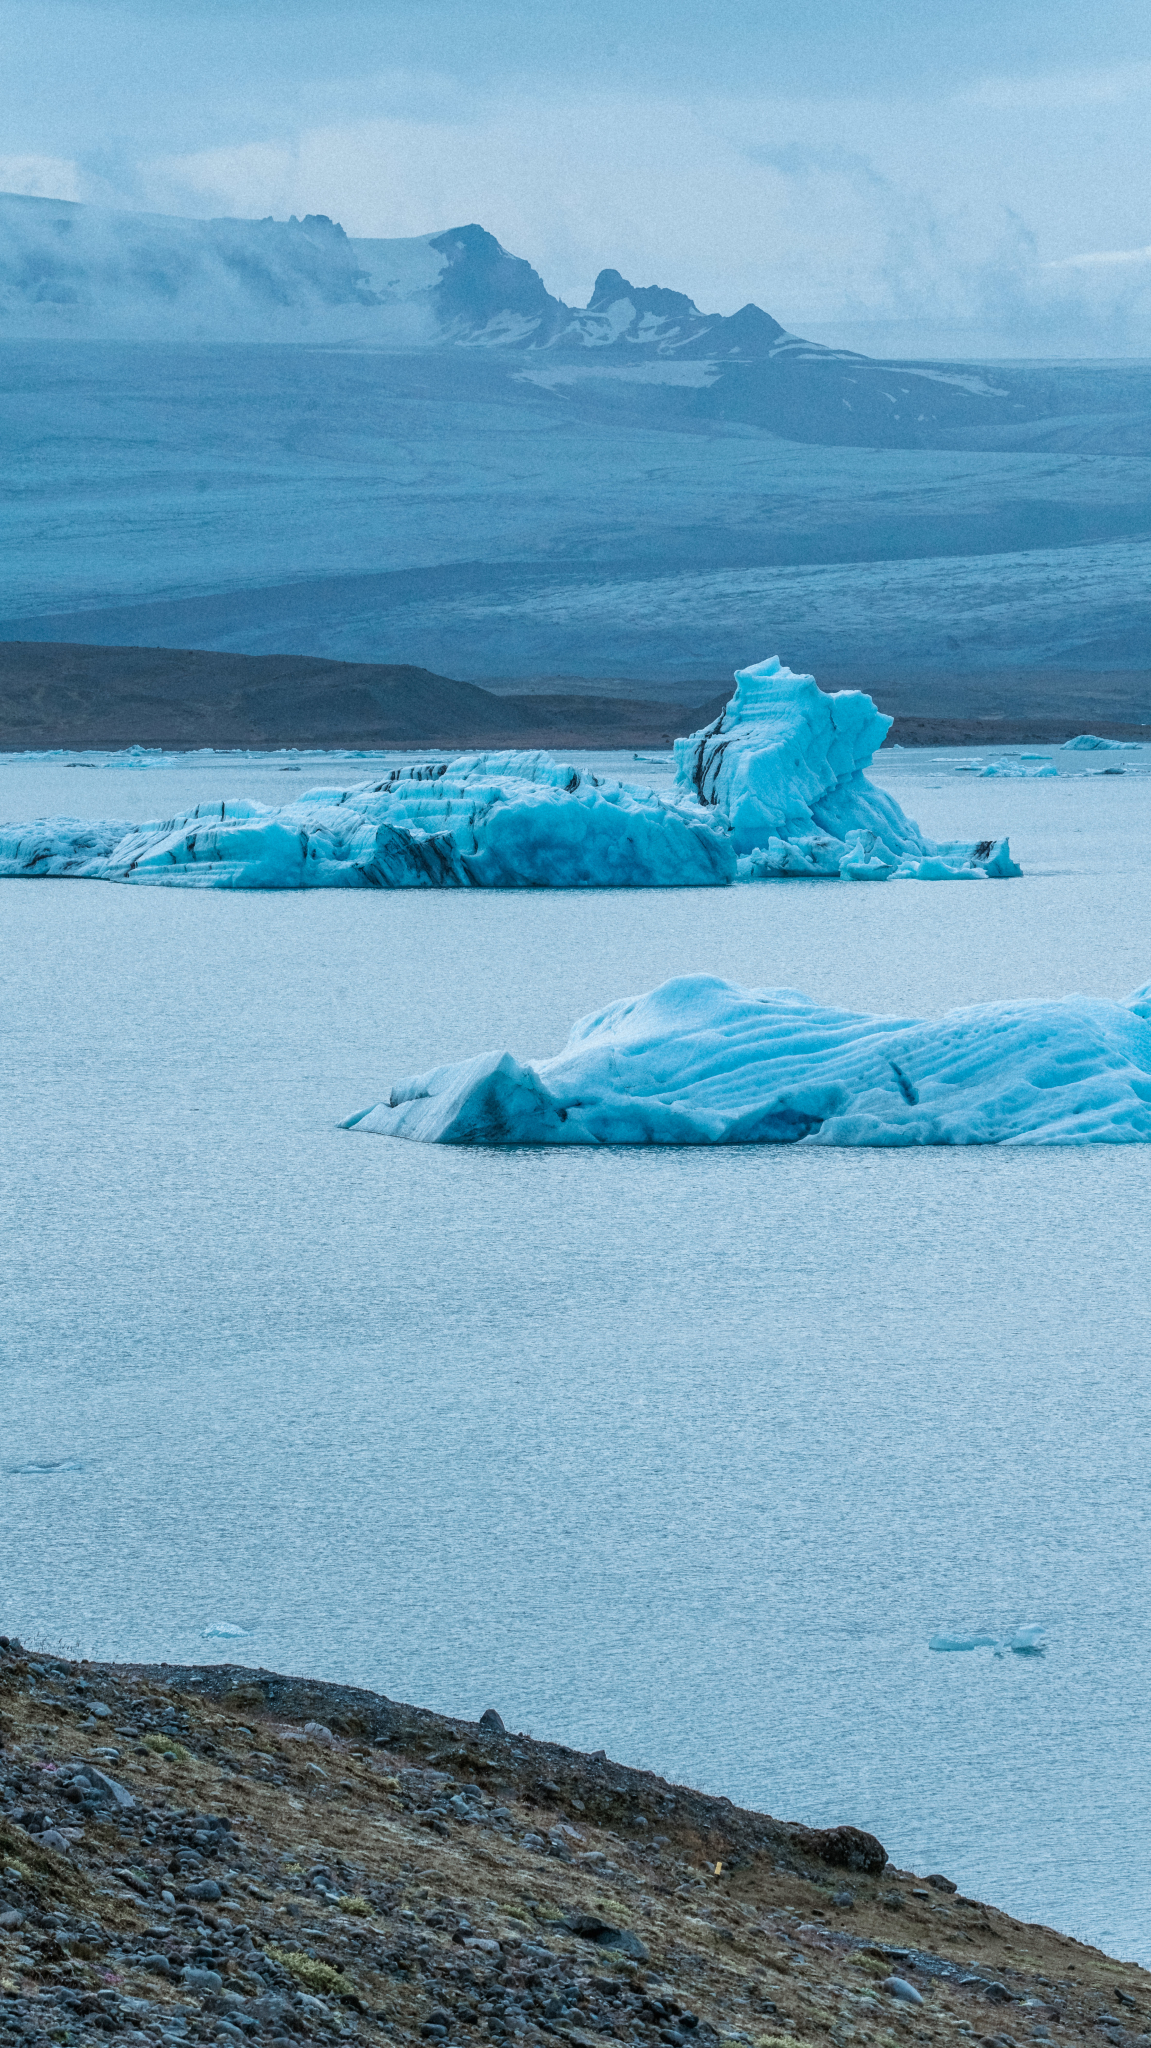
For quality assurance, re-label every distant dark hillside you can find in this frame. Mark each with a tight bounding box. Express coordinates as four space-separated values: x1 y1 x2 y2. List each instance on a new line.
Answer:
0 642 727 752
1 642 1147 752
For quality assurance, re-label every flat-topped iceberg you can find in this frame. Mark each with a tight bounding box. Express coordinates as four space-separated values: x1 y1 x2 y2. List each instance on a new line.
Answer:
344 974 1151 1147
1062 734 1141 751
674 657 1019 879
0 754 734 889
0 657 1019 888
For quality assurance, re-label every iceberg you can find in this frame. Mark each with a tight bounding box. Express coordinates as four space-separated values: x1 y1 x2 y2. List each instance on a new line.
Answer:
1062 734 1141 751
979 759 1057 779
0 658 1020 889
343 973 1151 1147
0 754 735 890
674 658 1020 879
930 1626 1046 1656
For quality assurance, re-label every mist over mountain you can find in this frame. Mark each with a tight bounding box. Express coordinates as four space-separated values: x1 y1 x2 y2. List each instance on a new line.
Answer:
0 194 786 351
3 194 1151 700
4 191 1126 457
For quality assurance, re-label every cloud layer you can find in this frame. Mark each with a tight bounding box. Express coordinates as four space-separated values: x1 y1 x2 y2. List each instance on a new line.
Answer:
7 1 1151 357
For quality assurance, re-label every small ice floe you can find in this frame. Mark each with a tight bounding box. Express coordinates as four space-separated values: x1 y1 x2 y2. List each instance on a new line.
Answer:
7 1458 83 1475
979 759 1057 778
1062 734 1140 751
202 1623 251 1640
930 1625 1046 1657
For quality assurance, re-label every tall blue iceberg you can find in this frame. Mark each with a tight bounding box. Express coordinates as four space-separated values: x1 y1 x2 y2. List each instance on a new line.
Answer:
674 657 1019 879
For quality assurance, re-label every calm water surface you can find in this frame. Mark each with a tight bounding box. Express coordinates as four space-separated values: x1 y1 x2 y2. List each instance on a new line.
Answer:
2 750 1150 1958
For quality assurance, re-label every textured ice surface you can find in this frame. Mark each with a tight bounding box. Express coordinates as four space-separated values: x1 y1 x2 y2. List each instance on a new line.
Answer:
979 759 1058 779
1063 734 1141 751
0 753 734 890
0 666 1018 889
345 973 1151 1148
675 658 1020 880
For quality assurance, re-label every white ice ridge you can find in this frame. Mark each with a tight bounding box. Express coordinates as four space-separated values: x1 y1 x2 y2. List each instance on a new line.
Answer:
674 656 1020 879
343 974 1151 1147
0 754 734 890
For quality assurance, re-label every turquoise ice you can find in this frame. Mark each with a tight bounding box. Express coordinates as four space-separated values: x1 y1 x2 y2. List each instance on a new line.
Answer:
344 973 1151 1147
0 660 1019 890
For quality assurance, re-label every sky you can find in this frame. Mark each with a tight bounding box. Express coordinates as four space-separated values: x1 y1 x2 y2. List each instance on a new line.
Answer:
4 0 1151 356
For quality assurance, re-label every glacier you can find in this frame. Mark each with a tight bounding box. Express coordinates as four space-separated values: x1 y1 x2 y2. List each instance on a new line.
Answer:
0 658 1020 890
343 974 1151 1147
674 658 1020 880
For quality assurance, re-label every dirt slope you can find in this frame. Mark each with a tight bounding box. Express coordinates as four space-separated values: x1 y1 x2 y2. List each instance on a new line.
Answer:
1 1642 1146 2048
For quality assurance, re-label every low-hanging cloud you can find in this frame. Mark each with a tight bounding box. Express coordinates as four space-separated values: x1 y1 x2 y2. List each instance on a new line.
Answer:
9 53 1151 358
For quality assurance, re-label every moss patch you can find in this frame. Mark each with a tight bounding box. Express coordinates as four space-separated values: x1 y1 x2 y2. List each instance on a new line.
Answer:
267 1949 355 1997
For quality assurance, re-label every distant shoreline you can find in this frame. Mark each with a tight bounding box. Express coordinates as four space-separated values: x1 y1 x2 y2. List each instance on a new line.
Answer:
0 641 1147 754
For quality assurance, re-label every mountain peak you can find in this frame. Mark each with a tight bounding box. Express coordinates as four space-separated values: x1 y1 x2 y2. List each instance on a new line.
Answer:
587 268 703 322
427 224 562 338
0 193 794 356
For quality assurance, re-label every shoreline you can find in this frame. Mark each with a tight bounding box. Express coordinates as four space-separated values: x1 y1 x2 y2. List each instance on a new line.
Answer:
1 644 1148 755
2 1640 1146 2048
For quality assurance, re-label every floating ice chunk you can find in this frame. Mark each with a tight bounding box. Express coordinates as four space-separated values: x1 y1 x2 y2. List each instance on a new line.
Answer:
929 1632 1001 1653
202 1623 251 1639
344 973 1151 1148
0 755 734 890
677 658 1019 878
930 1625 1046 1656
0 659 1021 889
7 1458 84 1475
1062 734 1141 750
979 759 1057 778
1006 1624 1046 1654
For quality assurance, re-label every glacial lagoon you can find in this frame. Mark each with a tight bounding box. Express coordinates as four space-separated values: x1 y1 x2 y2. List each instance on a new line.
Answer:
2 745 1151 1959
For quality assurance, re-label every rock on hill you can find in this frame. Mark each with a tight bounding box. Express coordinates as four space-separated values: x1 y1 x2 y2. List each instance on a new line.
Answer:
2 1638 1146 2048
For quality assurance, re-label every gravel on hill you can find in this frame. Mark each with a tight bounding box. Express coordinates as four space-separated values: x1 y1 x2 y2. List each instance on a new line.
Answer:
2 1640 1146 2048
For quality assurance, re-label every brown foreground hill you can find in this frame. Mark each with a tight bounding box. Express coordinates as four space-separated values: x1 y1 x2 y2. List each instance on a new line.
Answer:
1 1642 1146 2048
